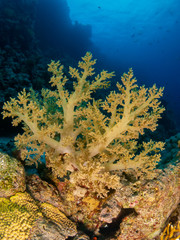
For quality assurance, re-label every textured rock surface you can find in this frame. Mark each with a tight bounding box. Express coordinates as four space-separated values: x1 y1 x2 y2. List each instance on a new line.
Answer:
0 151 26 197
97 166 180 240
0 149 179 239
25 166 180 240
30 218 70 240
26 174 65 211
73 231 90 240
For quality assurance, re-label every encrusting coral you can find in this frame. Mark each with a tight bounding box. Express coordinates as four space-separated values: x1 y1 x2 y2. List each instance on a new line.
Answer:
0 192 42 240
0 192 77 240
2 52 165 199
39 202 77 236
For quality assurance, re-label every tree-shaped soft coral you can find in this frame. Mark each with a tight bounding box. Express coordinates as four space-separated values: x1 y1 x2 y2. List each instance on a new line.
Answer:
2 52 114 176
82 68 165 178
2 52 165 197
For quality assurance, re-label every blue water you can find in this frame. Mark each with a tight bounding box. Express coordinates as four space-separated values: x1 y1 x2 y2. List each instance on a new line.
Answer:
0 0 179 132
66 0 180 129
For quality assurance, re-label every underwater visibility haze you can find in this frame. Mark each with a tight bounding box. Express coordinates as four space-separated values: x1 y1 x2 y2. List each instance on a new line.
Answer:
0 0 179 132
67 0 180 129
0 1 180 240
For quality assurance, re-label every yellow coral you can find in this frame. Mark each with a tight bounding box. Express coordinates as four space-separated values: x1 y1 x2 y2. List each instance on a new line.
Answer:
10 192 39 211
0 192 77 239
161 221 180 240
0 193 41 240
82 196 100 211
2 52 165 197
40 202 77 237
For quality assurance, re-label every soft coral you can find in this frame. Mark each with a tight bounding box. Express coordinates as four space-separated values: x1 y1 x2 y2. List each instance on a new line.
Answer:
2 52 165 196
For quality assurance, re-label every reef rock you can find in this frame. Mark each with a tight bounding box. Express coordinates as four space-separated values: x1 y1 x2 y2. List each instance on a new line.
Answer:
26 174 65 211
0 151 26 197
97 166 180 240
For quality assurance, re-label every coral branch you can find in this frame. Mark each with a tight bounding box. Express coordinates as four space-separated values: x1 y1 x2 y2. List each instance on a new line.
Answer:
2 52 165 196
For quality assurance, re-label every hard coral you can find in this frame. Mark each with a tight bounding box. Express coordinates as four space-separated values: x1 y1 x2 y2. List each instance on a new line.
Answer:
2 52 165 198
0 192 78 240
0 192 41 240
40 202 77 237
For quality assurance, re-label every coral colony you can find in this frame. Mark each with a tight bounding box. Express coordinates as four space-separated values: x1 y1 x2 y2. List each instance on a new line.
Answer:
3 52 165 199
1 52 180 239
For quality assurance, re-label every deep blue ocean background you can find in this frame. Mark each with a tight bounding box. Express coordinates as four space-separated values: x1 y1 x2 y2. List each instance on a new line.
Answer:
0 2 179 238
67 0 180 129
0 0 179 135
